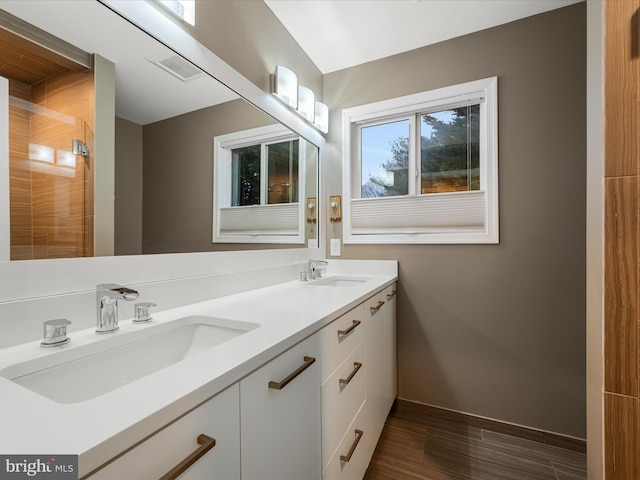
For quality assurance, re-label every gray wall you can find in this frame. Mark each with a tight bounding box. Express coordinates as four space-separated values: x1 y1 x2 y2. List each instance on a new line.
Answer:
140 98 298 254
323 4 586 438
184 0 323 97
114 117 143 255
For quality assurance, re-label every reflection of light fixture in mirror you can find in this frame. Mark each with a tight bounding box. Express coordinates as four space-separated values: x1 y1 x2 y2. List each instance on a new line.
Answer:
314 102 329 134
29 144 54 163
273 65 298 108
153 0 195 25
272 65 329 134
297 86 315 122
56 150 76 168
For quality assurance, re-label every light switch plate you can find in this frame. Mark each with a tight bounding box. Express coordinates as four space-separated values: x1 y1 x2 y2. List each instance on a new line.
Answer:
330 238 341 256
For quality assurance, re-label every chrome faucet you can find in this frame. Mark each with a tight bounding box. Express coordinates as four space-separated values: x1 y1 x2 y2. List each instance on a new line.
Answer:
96 284 139 334
308 259 328 280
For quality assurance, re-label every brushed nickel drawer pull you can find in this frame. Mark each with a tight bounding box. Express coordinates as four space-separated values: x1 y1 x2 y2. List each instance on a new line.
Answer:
386 290 397 300
370 300 385 314
340 429 364 463
268 356 316 390
159 434 216 480
337 319 361 337
339 362 363 385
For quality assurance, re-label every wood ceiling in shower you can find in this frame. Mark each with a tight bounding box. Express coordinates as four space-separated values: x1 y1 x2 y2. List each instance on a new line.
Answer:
0 27 87 86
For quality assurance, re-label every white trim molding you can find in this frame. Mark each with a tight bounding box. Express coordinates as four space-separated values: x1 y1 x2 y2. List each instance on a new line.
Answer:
342 77 499 244
213 124 306 244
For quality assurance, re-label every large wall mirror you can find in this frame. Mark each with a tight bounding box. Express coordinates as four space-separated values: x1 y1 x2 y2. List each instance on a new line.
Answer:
0 0 320 261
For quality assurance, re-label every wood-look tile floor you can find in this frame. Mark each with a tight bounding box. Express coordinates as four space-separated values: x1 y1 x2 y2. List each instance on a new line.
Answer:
364 403 587 480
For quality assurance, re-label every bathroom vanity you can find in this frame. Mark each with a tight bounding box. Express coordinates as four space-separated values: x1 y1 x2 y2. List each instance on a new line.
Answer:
0 260 397 479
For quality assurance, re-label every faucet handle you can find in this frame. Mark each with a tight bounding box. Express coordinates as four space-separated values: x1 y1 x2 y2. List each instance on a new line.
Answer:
41 318 72 348
133 302 157 323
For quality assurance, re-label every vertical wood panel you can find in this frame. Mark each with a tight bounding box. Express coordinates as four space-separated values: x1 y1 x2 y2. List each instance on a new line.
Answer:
8 80 33 260
605 393 638 478
605 0 640 177
604 1 640 476
604 177 638 395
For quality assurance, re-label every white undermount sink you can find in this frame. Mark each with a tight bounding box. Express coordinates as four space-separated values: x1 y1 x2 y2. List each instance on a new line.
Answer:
309 276 370 287
0 315 258 404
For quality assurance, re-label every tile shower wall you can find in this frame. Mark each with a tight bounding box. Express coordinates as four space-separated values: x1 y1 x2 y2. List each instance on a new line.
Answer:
604 0 640 477
9 69 94 260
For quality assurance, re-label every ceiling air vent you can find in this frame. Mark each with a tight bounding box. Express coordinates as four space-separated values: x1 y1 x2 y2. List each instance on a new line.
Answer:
146 52 204 82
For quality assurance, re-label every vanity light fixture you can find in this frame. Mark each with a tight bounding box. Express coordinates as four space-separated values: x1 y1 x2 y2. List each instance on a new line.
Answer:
273 65 298 109
297 85 315 122
272 65 329 134
314 101 329 134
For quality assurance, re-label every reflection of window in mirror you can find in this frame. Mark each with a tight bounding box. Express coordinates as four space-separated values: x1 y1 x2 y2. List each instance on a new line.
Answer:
231 145 260 206
213 125 306 244
230 139 300 207
266 140 299 205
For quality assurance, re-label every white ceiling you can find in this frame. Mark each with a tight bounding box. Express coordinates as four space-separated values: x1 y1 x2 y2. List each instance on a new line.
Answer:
0 0 584 124
264 0 584 74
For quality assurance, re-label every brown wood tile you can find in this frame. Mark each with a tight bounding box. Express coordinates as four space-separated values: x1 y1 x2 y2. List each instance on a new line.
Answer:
604 177 638 396
480 430 586 468
8 68 93 260
552 461 588 480
604 0 640 177
604 393 639 479
365 401 586 480
422 429 556 480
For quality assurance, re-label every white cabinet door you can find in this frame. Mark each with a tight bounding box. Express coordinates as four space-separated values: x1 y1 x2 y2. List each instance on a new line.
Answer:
323 402 368 480
88 384 240 480
363 283 397 461
380 285 397 414
240 334 322 480
321 342 366 469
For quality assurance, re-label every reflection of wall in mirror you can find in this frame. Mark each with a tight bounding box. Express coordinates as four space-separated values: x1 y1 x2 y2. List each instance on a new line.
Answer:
114 98 314 255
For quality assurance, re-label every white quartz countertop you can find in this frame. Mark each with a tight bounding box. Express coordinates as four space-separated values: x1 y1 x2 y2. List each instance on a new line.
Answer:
0 262 397 477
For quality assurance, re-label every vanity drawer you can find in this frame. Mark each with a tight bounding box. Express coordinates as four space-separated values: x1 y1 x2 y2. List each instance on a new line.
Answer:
322 402 368 480
319 303 365 382
87 384 240 480
321 342 366 469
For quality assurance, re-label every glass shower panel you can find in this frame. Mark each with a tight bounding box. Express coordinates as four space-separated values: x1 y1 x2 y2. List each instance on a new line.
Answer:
8 69 94 260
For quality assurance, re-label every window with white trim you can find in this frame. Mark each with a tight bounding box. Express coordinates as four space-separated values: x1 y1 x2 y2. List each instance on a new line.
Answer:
213 124 306 244
342 77 499 244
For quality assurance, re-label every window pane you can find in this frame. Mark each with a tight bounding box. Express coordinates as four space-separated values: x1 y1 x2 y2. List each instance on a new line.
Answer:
231 145 260 206
266 140 299 204
420 104 480 194
361 120 409 198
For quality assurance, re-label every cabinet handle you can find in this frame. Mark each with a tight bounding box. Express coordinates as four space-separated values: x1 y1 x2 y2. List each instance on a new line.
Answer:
370 300 385 314
340 429 364 463
386 290 397 300
159 434 216 480
268 356 316 390
337 319 361 337
339 362 362 386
